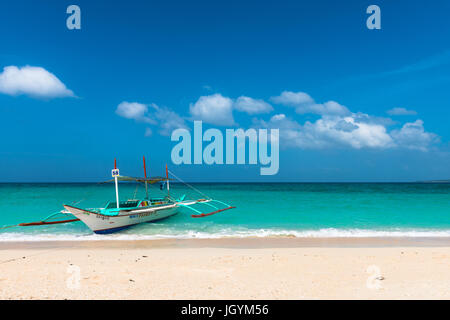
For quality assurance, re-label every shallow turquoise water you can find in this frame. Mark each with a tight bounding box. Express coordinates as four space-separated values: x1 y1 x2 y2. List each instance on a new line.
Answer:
1 183 449 240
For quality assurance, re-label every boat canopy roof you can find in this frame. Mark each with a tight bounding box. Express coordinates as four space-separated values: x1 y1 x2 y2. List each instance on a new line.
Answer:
102 175 171 184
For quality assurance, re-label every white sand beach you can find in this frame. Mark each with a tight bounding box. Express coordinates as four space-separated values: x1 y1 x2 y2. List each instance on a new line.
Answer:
0 238 449 300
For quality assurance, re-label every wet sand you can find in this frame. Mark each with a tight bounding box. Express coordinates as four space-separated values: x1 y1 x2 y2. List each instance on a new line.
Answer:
2 236 450 250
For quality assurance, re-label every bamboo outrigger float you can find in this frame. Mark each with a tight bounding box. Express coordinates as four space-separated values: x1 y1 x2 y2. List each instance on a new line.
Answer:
3 158 235 234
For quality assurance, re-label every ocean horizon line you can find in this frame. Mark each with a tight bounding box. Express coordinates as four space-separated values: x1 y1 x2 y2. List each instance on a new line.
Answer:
0 180 449 184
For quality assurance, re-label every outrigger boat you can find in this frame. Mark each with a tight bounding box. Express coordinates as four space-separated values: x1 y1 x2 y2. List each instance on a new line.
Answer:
3 158 235 234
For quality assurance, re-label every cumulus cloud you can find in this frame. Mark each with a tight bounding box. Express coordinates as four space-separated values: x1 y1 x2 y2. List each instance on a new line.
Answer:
116 101 187 136
150 103 188 136
234 96 273 114
0 65 74 98
189 93 235 126
115 90 441 151
253 114 318 149
255 113 394 149
255 92 439 151
116 101 156 124
334 119 359 132
352 112 396 127
303 101 350 116
270 91 350 116
387 107 418 116
270 91 314 106
326 117 394 149
391 120 439 151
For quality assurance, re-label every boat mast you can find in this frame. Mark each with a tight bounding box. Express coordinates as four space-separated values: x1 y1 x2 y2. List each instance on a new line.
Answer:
166 164 170 198
113 158 120 209
143 156 149 199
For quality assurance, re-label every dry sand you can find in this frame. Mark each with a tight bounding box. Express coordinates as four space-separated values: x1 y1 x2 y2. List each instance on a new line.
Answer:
0 237 449 300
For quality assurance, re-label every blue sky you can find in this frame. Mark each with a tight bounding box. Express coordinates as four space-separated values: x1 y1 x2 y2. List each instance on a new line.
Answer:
0 0 449 182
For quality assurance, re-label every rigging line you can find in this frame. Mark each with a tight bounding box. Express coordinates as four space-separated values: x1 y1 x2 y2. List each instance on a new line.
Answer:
69 181 107 206
0 224 18 231
167 169 211 200
72 198 85 205
133 183 139 199
1 189 88 232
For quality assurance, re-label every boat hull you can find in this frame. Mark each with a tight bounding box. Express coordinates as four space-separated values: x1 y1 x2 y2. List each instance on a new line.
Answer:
63 204 179 234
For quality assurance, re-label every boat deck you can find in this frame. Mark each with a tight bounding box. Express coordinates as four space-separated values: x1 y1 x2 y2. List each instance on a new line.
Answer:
98 198 171 216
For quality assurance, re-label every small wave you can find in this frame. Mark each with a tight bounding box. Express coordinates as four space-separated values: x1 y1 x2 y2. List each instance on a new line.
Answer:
1 228 450 241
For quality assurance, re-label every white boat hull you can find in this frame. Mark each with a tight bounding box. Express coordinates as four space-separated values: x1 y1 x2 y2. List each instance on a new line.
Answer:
63 204 179 234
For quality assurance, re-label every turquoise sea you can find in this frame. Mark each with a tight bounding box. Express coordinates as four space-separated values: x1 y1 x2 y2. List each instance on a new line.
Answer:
1 183 450 240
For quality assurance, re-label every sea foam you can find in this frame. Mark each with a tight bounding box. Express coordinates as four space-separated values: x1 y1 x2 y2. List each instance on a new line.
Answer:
1 228 450 241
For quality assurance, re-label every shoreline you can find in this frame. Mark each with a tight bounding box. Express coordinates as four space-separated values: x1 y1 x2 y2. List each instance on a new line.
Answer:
1 236 450 250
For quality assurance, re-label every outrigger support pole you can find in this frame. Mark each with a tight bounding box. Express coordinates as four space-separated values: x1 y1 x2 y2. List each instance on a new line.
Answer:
114 158 120 209
143 156 149 199
166 164 170 198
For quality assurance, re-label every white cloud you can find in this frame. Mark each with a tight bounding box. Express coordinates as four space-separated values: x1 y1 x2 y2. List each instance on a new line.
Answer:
391 120 439 151
324 117 393 149
270 91 314 106
255 91 440 151
150 103 188 136
352 112 396 127
254 114 319 149
0 65 74 98
189 93 234 126
116 101 187 136
333 119 359 132
270 91 350 116
116 101 155 124
116 91 441 151
387 107 418 116
234 96 273 114
271 114 287 121
255 113 394 150
297 101 350 116
263 90 440 150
